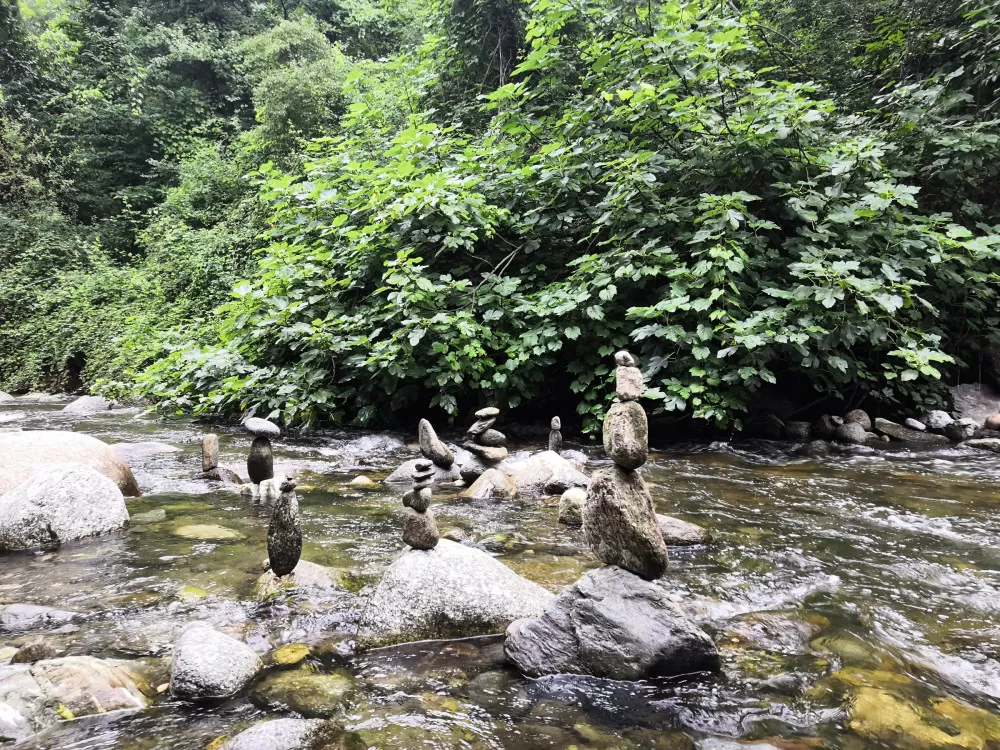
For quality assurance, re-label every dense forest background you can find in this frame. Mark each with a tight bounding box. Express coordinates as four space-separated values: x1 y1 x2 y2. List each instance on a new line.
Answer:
1 0 998 431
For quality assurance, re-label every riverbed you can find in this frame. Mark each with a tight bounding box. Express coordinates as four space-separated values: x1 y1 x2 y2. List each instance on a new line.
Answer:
3 398 1000 749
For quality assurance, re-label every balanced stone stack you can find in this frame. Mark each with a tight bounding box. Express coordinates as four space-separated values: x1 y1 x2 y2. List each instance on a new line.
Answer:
401 460 439 550
462 407 508 468
418 418 454 470
548 417 563 453
244 417 280 484
267 477 301 577
584 350 667 580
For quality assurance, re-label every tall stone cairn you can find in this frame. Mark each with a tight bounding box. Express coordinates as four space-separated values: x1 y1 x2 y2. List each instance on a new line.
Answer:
582 351 668 580
548 416 563 453
402 459 439 550
462 407 508 467
267 477 301 577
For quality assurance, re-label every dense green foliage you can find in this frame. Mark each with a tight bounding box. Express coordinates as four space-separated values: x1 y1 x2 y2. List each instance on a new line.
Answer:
2 0 999 430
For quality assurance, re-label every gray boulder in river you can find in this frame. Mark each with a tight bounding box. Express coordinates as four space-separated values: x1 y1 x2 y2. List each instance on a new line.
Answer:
504 566 720 680
0 465 129 551
0 430 140 496
355 539 554 648
219 718 356 750
61 395 114 415
170 623 262 700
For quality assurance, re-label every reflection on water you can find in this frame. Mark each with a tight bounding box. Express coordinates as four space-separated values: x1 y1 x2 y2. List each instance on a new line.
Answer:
3 400 1000 748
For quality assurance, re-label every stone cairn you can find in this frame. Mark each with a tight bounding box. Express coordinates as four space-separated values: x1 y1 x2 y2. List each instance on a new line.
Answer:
244 417 279 485
548 416 563 453
582 351 668 580
462 407 508 468
201 434 219 473
401 459 439 550
418 418 454 471
267 477 301 577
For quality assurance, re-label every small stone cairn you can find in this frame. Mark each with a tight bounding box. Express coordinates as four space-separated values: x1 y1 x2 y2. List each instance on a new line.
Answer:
583 351 668 580
244 417 279 484
462 407 508 468
267 477 301 577
548 417 562 453
401 459 439 550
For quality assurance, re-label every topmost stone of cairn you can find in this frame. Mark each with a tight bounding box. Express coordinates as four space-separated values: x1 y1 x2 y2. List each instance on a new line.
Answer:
614 351 636 367
475 407 500 419
243 417 280 438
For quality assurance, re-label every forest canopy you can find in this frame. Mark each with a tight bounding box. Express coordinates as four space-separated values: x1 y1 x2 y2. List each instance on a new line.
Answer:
1 0 998 431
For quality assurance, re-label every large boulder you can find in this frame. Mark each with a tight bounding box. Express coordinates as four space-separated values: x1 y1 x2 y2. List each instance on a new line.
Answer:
0 431 140 496
170 624 262 700
355 539 554 648
0 465 129 551
460 468 517 500
583 465 668 580
61 395 113 415
505 566 719 680
950 383 1000 425
0 392 12 403
219 719 355 750
384 458 460 485
873 418 950 446
833 422 868 445
0 656 156 745
510 450 589 496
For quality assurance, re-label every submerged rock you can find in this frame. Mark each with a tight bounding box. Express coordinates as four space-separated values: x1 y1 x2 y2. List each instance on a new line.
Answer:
0 465 129 551
460 468 517 500
0 430 140 497
219 719 355 750
656 514 711 546
505 566 719 680
355 539 554 648
170 623 262 700
250 670 356 718
965 438 1000 454
61 395 114 415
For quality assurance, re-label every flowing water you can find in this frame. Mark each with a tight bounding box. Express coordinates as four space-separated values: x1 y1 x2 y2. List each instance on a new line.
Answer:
3 399 1000 749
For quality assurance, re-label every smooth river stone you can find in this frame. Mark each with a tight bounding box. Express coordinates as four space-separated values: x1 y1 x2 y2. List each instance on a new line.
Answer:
463 442 508 463
583 465 668 580
548 430 563 453
477 429 508 448
603 401 648 469
243 417 280 438
403 487 433 512
201 434 219 472
616 365 643 401
402 507 439 550
466 417 496 438
475 407 500 418
418 419 454 469
615 350 636 367
247 436 274 484
267 481 301 577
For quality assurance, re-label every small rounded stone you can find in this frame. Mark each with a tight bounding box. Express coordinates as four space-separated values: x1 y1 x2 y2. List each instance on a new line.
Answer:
413 459 433 473
550 416 561 430
614 350 636 367
244 417 281 438
410 487 432 512
475 407 500 419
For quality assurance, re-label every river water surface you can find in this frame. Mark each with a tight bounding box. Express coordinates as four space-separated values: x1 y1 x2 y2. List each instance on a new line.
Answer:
3 399 1000 749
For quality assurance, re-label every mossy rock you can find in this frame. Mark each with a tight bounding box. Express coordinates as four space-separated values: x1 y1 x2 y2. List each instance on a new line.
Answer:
250 669 356 718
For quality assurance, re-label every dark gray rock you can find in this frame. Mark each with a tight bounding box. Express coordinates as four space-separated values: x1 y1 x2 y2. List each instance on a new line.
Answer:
603 401 648 469
800 439 831 456
355 539 554 648
219 719 353 750
813 415 837 438
247 436 274 484
170 623 262 700
268 479 302 577
783 421 811 441
583 465 668 580
418 419 454 468
945 418 978 442
466 417 496 438
504 566 719 680
401 506 439 550
548 429 563 453
477 429 508 448
243 418 280 438
844 409 872 431
0 465 129 551
874 418 950 445
833 422 868 444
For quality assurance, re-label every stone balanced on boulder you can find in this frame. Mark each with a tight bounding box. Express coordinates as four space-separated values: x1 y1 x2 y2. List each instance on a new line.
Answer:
401 459 439 550
244 417 279 485
548 416 563 453
201 434 219 472
418 418 454 469
267 477 302 577
462 407 508 468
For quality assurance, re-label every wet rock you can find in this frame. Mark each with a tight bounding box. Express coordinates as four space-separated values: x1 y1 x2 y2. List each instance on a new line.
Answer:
131 509 167 526
418 419 454 468
697 741 781 750
603 401 648 469
657 514 711 546
170 623 262 700
511 450 589 496
0 465 129 551
244 417 280 438
0 392 11 403
0 604 78 633
945 419 978 442
174 523 242 540
558 487 586 526
0 656 154 745
61 395 113 415
844 409 872 431
505 566 719 680
985 413 1000 431
10 638 56 664
874 418 951 445
268 479 302 577
385 458 460 484
951 383 1000 425
272 644 310 667
401 506 439 550
202 434 219 471
965 438 1000 453
722 610 826 655
813 414 837 439
904 418 926 431
833 422 868 445
355 539 554 648
783 421 811 441
0 430 140 497
219 719 355 750
247 436 275 485
250 670 355 718
583 465 668 580
348 475 377 488
800 439 831 456
461 468 517 500
252 560 344 600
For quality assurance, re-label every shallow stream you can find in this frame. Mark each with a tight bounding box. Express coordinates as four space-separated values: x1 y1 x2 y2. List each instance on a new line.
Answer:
3 399 1000 749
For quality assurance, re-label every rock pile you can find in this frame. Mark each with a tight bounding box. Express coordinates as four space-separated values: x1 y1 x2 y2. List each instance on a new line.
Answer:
268 477 302 577
401 460 439 550
505 350 718 680
462 407 508 470
548 416 562 453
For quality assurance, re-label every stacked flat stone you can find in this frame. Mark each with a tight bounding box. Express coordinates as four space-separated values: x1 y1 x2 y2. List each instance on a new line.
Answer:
245 417 280 485
267 477 301 577
402 459 439 550
418 418 454 469
548 417 563 453
582 351 668 580
462 407 508 466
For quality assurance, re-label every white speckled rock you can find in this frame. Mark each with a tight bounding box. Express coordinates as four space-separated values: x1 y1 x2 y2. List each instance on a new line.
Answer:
0 465 128 551
170 624 262 701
